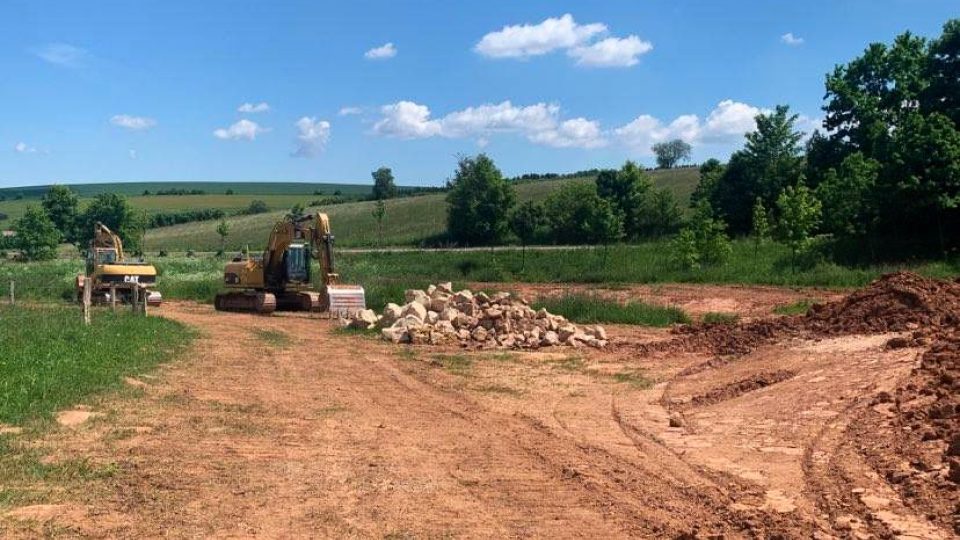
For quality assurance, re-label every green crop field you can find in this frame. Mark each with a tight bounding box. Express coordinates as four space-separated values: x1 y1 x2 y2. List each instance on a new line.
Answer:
0 181 376 200
143 168 699 251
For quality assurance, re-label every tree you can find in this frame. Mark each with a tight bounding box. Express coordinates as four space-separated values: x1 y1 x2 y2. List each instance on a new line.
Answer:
14 206 60 261
596 161 653 239
78 193 138 251
750 197 771 257
445 154 516 245
670 200 731 270
652 139 692 169
41 185 79 245
643 188 683 237
775 183 822 270
689 158 723 207
544 183 623 245
372 167 397 200
371 200 386 247
816 153 881 239
509 201 545 268
709 106 806 233
216 219 230 255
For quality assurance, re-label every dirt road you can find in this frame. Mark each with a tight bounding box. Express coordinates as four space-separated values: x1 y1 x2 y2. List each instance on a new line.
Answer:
1 289 953 538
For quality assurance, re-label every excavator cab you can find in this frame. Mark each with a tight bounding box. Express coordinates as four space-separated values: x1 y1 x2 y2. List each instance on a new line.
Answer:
283 244 310 284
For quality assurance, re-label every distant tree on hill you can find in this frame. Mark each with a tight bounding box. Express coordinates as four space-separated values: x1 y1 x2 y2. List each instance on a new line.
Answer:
41 185 79 245
446 154 515 245
15 206 60 261
372 167 397 200
225 189 234 195
652 139 692 169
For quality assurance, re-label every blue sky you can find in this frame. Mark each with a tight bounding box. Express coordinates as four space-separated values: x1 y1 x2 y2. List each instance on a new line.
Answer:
1 1 957 188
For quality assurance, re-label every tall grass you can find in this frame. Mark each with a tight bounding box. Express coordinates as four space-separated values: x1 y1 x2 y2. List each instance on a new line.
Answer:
0 305 194 425
533 294 690 326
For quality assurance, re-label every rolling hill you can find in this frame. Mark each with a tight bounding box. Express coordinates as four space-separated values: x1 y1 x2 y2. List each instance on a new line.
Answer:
143 168 700 251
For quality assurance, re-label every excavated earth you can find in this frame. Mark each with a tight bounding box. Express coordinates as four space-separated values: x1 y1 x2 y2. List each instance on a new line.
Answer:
1 274 958 538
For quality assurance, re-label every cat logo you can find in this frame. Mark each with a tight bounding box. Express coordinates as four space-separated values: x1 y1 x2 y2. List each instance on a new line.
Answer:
123 275 140 284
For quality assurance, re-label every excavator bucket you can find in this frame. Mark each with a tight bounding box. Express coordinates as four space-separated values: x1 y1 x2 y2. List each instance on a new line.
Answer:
326 285 366 317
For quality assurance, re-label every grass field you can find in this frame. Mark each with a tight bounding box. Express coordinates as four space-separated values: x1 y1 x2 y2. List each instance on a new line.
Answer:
0 305 193 425
4 236 956 311
0 181 376 200
143 168 700 250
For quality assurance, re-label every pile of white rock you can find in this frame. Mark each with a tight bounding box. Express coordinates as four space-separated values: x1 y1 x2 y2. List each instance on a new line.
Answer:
345 282 608 349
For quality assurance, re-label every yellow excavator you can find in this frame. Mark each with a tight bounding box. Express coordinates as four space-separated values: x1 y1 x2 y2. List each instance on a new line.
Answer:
214 212 365 315
76 222 162 306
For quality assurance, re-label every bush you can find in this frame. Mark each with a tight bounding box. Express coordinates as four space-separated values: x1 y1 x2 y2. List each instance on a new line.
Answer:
544 183 623 245
237 200 269 216
671 200 731 270
148 208 226 228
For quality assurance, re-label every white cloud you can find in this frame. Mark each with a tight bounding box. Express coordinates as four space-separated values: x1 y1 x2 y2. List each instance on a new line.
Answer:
14 142 37 154
128 149 137 159
567 35 652 67
475 14 605 58
292 117 331 158
373 101 442 139
338 106 363 116
238 102 270 113
110 114 157 131
373 100 606 149
213 119 266 141
364 42 397 60
614 100 791 153
781 32 804 46
34 43 89 67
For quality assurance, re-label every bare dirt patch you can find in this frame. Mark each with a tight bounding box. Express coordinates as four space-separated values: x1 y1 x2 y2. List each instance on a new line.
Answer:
1 273 957 538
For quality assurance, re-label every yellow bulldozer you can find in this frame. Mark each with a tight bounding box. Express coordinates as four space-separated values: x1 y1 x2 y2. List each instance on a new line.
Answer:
214 212 365 315
76 222 162 306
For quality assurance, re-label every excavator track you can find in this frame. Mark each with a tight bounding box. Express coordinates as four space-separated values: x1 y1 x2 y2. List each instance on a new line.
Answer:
214 291 277 314
276 291 323 312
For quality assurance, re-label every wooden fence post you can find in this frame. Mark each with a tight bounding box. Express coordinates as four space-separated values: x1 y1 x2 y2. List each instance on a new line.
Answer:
82 278 92 325
111 286 117 311
141 286 148 316
8 281 13 306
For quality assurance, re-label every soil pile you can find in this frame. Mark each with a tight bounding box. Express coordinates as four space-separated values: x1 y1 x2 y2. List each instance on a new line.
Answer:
651 272 960 356
804 271 960 335
853 328 960 533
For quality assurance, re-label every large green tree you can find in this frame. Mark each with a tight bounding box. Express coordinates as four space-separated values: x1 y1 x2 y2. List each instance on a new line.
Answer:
708 106 806 233
14 206 60 261
445 154 516 245
40 185 79 245
596 161 652 239
78 193 139 251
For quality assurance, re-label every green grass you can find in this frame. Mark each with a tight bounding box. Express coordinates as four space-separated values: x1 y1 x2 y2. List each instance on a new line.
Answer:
0 304 194 425
773 299 816 316
143 169 698 250
611 370 653 389
533 294 690 326
252 328 291 347
430 354 473 375
701 312 739 324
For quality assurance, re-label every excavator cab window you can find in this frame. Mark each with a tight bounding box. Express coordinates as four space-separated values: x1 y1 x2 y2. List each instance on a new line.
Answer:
97 249 118 264
283 244 310 283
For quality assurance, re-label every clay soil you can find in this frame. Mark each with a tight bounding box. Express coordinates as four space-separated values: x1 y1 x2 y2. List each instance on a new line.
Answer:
1 278 956 538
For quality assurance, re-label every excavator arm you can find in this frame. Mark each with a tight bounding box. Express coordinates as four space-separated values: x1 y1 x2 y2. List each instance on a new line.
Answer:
92 222 125 260
260 212 340 287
